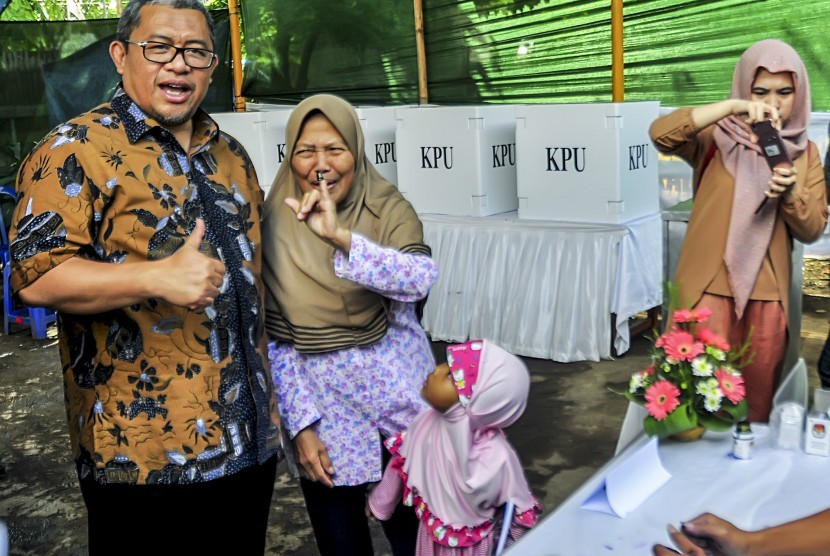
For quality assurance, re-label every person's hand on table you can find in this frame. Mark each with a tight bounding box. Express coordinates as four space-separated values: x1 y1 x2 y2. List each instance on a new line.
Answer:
653 525 709 555
653 513 751 556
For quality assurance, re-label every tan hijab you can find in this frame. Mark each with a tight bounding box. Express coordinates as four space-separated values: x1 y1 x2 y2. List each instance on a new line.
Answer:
262 94 430 354
713 39 810 318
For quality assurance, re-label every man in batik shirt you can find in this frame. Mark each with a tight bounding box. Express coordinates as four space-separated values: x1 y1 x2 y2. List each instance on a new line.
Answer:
7 0 281 553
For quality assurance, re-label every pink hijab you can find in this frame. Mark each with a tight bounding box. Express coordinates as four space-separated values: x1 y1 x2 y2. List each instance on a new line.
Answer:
713 39 811 318
396 340 536 536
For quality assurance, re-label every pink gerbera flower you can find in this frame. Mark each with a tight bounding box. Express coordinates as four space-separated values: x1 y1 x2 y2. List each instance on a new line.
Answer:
645 380 681 420
696 327 731 351
690 307 712 323
658 330 705 362
655 326 682 348
672 309 693 323
673 307 713 324
715 368 746 404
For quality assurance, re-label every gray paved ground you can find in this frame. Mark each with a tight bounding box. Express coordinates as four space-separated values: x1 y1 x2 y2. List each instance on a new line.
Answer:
0 296 826 555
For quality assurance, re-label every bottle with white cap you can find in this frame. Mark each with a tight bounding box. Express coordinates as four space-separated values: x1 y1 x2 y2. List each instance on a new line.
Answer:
732 420 754 460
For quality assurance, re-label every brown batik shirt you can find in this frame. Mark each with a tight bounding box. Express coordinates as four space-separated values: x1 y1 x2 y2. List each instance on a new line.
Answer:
9 87 282 485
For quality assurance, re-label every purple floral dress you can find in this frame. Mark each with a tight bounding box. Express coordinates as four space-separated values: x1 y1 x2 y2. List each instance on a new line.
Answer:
268 233 438 485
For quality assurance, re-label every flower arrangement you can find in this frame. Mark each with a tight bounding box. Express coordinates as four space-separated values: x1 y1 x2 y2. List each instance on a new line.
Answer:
620 300 752 438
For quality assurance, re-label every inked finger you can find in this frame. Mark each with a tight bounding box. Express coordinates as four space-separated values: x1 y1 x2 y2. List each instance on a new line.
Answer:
318 177 332 201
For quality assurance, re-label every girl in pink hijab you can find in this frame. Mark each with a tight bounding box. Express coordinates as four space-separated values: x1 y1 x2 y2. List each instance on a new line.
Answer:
650 39 828 422
367 339 541 555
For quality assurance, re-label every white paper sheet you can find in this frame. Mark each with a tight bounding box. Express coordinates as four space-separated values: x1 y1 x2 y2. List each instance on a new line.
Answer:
580 436 671 518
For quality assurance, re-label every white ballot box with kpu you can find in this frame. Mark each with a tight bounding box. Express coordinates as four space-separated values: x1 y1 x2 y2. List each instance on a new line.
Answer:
515 101 660 224
354 106 399 187
395 105 518 217
210 104 294 197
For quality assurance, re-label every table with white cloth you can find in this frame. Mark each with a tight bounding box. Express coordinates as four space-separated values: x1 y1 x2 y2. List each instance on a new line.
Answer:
420 212 663 362
505 426 830 555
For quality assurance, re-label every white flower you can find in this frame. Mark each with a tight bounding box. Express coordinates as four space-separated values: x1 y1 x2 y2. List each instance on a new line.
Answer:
629 373 644 393
696 377 720 397
703 393 723 412
691 356 714 377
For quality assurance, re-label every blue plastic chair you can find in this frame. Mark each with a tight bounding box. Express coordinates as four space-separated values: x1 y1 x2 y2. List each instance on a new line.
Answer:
0 186 57 339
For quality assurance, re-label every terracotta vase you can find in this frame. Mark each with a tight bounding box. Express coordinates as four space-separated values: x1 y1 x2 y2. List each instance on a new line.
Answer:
670 425 705 442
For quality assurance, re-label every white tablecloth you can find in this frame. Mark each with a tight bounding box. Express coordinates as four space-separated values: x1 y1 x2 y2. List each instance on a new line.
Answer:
420 212 662 362
507 426 830 555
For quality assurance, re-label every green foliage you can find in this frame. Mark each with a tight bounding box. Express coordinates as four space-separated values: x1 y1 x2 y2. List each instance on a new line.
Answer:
729 326 756 370
241 0 416 103
1 0 122 21
697 400 749 432
470 0 547 17
663 281 683 318
642 403 697 437
204 0 227 10
2 0 64 22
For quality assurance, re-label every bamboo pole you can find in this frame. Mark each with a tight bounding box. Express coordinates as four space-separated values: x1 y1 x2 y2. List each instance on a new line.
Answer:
413 0 428 105
611 0 624 102
228 0 245 111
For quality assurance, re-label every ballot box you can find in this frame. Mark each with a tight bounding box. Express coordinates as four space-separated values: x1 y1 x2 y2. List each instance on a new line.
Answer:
395 104 518 216
210 104 294 196
515 101 660 224
354 106 398 186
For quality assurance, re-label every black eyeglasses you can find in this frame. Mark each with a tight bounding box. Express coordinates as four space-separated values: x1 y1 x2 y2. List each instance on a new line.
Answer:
124 40 216 69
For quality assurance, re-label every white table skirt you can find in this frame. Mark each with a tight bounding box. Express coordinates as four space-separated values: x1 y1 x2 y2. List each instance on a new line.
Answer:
420 212 663 362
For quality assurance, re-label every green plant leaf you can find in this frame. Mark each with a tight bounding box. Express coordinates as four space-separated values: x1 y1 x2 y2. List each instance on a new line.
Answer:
643 403 698 438
697 414 733 432
719 400 749 421
697 400 749 431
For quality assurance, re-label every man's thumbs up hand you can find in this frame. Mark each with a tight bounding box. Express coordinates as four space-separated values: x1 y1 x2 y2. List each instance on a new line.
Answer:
154 218 226 310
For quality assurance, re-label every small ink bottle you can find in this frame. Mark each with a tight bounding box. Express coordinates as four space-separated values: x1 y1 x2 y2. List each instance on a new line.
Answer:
732 420 754 460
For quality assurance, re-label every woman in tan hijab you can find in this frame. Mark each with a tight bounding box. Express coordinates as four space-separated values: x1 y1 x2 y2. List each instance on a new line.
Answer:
262 94 437 555
650 39 827 423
